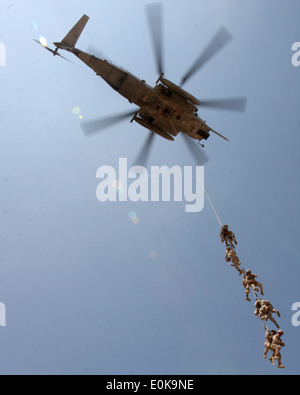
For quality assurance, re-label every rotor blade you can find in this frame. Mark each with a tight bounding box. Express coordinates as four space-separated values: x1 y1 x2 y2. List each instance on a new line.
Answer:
181 133 210 166
34 39 73 63
133 131 156 167
81 110 138 136
180 27 233 86
33 39 43 45
34 39 56 54
57 53 73 63
146 2 164 75
198 97 247 112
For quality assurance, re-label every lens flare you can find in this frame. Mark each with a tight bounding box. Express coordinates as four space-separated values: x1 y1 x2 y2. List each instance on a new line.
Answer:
39 37 48 48
112 180 124 195
72 106 81 115
112 180 122 190
150 251 158 259
128 211 140 225
31 21 39 31
132 217 140 225
128 211 138 220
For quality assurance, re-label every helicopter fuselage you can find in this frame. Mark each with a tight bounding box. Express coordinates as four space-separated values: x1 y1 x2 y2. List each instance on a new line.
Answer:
56 45 212 142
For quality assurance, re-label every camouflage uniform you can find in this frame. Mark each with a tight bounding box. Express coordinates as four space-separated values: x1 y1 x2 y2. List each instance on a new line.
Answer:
225 248 243 276
259 301 281 329
263 329 277 359
243 270 264 301
270 331 285 369
220 225 237 248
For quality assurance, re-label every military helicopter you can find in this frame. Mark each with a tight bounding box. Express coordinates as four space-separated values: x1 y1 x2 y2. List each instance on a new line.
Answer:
35 4 246 165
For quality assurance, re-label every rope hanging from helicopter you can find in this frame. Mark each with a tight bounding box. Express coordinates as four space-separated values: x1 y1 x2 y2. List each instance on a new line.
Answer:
167 114 223 227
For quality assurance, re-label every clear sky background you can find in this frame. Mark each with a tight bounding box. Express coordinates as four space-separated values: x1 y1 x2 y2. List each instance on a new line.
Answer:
0 0 299 375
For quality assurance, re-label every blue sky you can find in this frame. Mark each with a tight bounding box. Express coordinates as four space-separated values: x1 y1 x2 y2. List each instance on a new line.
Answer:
0 0 299 375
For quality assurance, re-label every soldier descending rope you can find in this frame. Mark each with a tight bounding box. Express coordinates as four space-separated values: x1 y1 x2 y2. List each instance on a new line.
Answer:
270 330 285 369
220 225 237 248
225 247 243 276
254 300 281 329
242 270 264 302
263 326 277 360
263 325 285 368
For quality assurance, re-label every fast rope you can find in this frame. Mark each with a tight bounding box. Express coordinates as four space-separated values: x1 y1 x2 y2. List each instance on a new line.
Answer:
167 115 223 227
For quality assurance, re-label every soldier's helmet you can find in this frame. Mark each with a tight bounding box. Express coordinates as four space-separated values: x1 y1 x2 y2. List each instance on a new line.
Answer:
246 270 251 274
271 330 277 334
278 330 284 335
